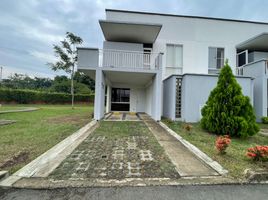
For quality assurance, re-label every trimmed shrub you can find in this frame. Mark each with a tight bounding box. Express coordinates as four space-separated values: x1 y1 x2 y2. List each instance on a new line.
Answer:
0 88 94 104
201 60 259 137
215 135 231 154
246 146 268 161
261 117 268 124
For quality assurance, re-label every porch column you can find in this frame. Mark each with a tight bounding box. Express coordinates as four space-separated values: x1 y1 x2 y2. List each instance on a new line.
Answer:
152 53 163 121
106 84 111 113
153 71 162 121
94 68 105 120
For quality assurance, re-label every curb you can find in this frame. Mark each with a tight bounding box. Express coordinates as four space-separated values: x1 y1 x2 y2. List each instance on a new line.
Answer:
159 122 228 176
0 120 98 187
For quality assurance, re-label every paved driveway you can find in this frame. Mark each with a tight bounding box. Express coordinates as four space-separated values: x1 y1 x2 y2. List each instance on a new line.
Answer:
1 113 223 189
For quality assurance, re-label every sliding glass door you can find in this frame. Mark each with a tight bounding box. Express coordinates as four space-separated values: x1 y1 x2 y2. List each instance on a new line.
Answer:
111 88 130 111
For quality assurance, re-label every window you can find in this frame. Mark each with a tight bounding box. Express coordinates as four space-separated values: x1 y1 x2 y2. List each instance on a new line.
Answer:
237 50 248 67
166 44 183 68
111 88 130 103
208 47 224 69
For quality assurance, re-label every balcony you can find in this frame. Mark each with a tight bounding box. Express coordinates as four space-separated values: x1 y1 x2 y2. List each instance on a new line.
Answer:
77 48 162 71
236 59 268 76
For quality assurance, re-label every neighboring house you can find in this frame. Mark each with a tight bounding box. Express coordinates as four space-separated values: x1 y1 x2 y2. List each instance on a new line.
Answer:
77 9 268 122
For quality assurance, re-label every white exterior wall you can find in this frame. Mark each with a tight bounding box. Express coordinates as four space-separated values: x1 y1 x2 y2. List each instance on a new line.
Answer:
243 60 268 121
163 74 254 122
103 41 143 51
106 10 268 79
181 74 254 122
248 51 268 62
162 76 176 120
130 88 146 112
145 82 153 116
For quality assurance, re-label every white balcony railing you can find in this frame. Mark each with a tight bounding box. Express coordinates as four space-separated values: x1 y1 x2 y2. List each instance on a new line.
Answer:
99 49 162 70
236 59 268 76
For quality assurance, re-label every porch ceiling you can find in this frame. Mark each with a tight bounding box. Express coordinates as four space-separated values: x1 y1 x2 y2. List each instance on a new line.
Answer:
99 20 162 43
236 32 268 51
103 70 155 87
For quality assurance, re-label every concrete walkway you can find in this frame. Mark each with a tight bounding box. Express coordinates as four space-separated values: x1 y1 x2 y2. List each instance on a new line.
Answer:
140 114 218 177
0 107 39 114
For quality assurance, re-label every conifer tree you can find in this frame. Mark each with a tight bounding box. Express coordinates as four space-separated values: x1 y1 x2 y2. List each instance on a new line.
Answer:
201 60 259 137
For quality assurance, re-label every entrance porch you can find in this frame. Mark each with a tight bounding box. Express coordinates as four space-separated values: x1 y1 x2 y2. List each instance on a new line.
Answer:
94 69 162 121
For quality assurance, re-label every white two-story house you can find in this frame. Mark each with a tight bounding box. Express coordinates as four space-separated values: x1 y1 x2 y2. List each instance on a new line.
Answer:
78 9 268 122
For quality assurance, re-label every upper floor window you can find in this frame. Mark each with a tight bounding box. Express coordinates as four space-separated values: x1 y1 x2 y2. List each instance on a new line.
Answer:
208 47 224 69
166 44 183 68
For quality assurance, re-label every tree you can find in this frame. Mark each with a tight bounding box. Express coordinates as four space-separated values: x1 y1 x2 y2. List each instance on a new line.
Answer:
50 75 91 94
73 71 95 91
201 60 259 137
48 32 83 109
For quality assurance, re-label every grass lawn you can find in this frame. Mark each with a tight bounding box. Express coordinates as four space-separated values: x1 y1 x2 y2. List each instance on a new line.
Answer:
0 104 93 173
50 121 179 180
162 120 268 180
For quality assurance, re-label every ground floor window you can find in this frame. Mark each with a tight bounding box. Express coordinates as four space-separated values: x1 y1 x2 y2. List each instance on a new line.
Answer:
111 88 130 111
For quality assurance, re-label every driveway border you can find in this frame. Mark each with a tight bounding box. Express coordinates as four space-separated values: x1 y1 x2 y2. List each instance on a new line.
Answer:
159 122 228 175
0 120 98 187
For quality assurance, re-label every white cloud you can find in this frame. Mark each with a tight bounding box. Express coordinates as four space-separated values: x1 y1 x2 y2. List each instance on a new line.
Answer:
29 50 57 63
1 65 57 79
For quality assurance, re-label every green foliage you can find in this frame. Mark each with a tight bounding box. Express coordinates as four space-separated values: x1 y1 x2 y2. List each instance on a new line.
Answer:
0 73 52 90
50 75 91 94
0 73 94 94
201 61 259 137
0 88 94 104
47 32 84 108
261 117 268 124
48 32 83 73
74 71 95 91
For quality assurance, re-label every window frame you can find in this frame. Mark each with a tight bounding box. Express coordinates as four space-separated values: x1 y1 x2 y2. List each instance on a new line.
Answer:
208 47 225 70
166 43 183 69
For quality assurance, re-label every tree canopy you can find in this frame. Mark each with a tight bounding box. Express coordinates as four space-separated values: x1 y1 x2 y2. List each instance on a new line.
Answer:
201 61 259 137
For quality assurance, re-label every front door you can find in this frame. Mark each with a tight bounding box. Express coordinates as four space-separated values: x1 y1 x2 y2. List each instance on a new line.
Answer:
111 88 130 111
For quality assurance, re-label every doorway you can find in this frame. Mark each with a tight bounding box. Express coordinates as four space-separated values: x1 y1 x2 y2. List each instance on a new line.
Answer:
111 88 130 111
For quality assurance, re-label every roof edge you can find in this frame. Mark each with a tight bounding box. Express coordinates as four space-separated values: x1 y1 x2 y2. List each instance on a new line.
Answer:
99 19 162 27
105 9 268 26
236 32 268 49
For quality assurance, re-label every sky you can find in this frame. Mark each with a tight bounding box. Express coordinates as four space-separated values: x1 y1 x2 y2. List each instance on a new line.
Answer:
1 0 268 79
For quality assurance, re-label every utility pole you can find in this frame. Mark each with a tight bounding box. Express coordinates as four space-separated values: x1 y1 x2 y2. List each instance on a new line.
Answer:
0 66 2 82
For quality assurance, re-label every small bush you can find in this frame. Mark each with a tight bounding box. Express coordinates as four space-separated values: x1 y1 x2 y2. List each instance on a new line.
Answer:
0 88 94 104
261 117 268 124
246 146 268 161
215 135 231 154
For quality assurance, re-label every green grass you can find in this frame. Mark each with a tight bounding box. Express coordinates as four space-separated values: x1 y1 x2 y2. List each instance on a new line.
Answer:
0 104 93 173
162 120 268 180
259 123 268 129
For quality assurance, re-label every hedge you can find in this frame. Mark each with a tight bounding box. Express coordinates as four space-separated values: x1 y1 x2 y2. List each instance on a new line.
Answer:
0 88 94 104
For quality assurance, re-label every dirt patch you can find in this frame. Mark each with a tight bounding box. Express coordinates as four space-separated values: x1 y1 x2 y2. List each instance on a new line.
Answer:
46 114 91 125
0 151 29 169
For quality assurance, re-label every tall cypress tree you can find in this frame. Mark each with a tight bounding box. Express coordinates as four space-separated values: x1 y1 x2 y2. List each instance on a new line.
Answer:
201 60 259 137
